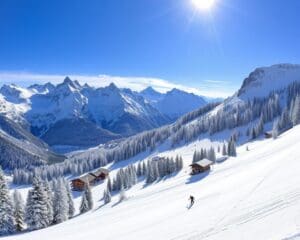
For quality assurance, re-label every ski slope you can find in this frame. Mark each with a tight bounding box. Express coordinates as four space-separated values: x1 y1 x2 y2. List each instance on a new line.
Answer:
4 126 300 240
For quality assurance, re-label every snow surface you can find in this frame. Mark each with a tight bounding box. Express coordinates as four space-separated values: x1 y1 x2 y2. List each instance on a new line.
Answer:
5 125 300 240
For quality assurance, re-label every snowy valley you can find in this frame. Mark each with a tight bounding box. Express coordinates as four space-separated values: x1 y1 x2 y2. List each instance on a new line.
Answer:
1 64 300 240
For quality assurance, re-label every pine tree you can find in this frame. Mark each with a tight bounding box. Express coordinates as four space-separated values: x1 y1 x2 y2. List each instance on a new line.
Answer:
103 189 111 204
272 119 279 139
107 177 112 192
43 180 53 225
79 193 89 214
142 161 147 176
192 151 197 163
228 139 237 157
84 184 93 210
64 181 75 219
146 161 156 183
175 155 183 171
25 176 49 230
0 167 15 235
222 143 227 156
291 95 300 126
13 190 25 232
208 147 216 163
53 180 69 224
137 162 142 177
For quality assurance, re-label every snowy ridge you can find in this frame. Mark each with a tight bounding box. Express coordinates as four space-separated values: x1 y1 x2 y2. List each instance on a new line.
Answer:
0 115 65 169
140 87 208 119
238 64 300 100
5 124 300 240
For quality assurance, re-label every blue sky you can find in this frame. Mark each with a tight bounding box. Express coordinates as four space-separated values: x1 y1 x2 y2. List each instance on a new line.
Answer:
0 0 300 97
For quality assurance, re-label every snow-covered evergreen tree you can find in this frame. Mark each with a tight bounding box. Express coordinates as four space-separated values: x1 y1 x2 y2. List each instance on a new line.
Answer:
0 167 15 235
85 184 93 210
103 189 111 204
79 192 89 214
291 95 300 126
227 139 237 157
272 119 279 139
64 181 75 219
107 177 112 192
207 147 216 163
43 180 53 225
25 176 49 230
53 180 69 224
222 143 227 156
13 190 25 232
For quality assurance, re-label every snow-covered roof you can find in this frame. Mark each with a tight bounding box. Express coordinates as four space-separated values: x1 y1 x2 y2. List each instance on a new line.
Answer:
74 167 109 183
91 167 109 176
216 156 228 163
192 159 213 168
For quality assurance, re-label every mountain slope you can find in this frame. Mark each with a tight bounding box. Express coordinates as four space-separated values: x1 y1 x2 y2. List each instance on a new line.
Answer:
238 63 300 99
6 124 300 240
0 115 65 169
140 87 208 120
154 88 207 120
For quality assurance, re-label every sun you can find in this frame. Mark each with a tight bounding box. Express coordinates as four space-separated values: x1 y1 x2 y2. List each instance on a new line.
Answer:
191 0 215 11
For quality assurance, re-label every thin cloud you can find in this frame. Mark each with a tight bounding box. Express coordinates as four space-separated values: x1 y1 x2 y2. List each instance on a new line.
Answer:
0 71 235 98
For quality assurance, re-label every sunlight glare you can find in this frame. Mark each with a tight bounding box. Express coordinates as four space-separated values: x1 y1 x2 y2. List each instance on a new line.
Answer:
191 0 215 11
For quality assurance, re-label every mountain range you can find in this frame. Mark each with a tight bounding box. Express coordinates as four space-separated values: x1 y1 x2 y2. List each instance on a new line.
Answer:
0 78 211 151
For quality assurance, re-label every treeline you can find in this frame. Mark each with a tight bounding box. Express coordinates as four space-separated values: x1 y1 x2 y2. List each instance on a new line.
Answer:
1 154 185 236
192 138 237 163
11 81 300 185
111 155 184 191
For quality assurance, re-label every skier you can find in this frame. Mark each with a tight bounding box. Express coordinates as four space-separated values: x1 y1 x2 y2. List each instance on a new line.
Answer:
189 195 195 207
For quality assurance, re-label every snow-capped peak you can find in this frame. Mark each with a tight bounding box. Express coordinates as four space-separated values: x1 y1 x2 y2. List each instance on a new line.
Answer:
238 63 300 100
28 82 55 94
0 83 34 103
140 86 164 103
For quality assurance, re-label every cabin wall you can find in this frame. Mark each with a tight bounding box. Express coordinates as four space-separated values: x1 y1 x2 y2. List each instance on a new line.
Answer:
191 165 211 175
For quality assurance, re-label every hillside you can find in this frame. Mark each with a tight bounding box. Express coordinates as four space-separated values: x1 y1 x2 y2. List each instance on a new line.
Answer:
0 115 65 169
5 123 300 240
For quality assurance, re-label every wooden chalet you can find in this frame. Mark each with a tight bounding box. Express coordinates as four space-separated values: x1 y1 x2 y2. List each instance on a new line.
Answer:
71 167 109 191
189 159 213 175
264 132 273 139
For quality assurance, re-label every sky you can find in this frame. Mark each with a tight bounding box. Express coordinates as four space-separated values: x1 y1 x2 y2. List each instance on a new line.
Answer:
0 0 300 97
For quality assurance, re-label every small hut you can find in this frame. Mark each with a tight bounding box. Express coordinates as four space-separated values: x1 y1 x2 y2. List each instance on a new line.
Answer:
216 156 228 163
189 159 213 175
71 167 109 191
264 132 273 139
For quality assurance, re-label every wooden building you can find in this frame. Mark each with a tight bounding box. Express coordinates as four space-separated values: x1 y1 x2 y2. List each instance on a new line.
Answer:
264 132 273 139
189 159 213 175
71 167 109 191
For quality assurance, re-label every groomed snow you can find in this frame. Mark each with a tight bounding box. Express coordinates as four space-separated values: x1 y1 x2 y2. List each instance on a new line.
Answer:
4 125 300 240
